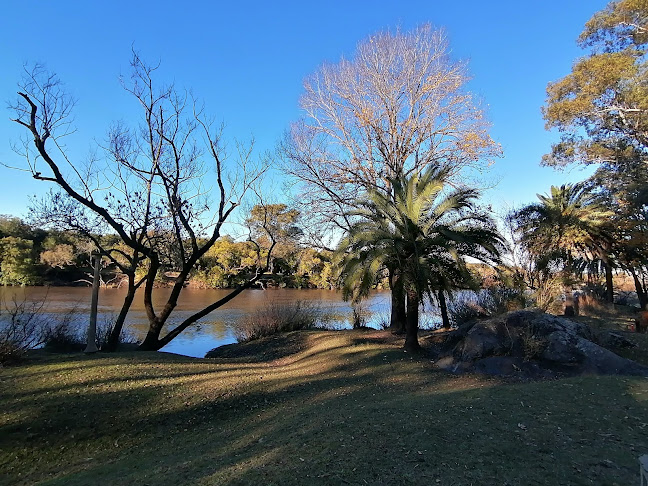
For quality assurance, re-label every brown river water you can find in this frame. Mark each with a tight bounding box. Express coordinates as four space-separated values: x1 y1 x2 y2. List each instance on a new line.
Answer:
0 287 405 357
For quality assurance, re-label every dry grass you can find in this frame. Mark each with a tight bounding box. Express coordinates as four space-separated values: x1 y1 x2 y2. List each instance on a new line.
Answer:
1 325 648 485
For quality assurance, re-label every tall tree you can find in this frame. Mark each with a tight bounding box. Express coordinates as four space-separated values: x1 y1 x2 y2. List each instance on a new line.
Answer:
10 54 272 351
587 154 648 307
282 24 500 329
543 0 648 168
513 184 615 302
542 0 648 306
337 167 503 351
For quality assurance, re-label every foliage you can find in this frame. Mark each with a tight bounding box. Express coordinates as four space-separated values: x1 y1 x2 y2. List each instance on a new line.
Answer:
0 236 41 285
543 0 648 168
233 300 320 342
295 248 337 289
40 243 76 268
339 167 502 302
337 166 503 349
513 184 612 262
245 203 303 275
540 1 648 308
511 183 615 302
246 204 301 247
519 326 548 362
0 215 343 290
193 237 260 288
531 273 565 312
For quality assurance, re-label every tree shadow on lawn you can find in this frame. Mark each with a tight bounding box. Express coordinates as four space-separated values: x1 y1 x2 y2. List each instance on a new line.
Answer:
19 375 648 486
2 338 648 486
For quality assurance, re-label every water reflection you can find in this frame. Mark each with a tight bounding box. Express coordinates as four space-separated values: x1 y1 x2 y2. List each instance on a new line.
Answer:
0 287 441 357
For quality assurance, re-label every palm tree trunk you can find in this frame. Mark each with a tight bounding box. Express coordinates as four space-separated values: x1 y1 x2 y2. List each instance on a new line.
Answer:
405 289 421 352
631 268 648 310
389 267 406 334
603 261 614 304
438 290 450 329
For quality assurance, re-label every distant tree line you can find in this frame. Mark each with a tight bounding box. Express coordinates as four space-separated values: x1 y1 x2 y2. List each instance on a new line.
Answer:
0 210 339 290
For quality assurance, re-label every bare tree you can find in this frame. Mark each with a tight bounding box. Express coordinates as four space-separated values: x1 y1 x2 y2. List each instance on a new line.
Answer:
10 54 272 351
281 25 500 330
282 24 500 233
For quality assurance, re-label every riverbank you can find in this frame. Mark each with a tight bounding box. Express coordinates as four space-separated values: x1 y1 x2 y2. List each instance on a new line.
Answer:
2 325 648 485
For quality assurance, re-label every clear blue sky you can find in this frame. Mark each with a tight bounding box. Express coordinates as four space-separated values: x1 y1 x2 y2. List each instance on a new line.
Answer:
0 0 609 222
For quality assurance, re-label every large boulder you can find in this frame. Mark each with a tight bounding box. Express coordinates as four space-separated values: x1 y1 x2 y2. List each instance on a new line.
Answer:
434 309 648 378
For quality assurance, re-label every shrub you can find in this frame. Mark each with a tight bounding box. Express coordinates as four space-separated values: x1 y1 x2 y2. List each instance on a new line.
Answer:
448 287 531 326
351 302 367 329
42 309 85 352
373 312 391 330
519 326 547 361
0 296 48 364
234 300 320 342
44 311 139 351
95 314 139 349
532 274 564 312
0 295 138 362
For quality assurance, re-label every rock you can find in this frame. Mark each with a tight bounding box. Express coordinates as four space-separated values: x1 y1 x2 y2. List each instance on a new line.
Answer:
542 331 583 364
574 336 648 376
455 325 510 362
528 313 592 340
595 330 637 349
440 309 648 378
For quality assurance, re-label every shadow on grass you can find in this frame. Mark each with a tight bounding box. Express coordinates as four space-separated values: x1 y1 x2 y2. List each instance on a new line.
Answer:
2 331 648 486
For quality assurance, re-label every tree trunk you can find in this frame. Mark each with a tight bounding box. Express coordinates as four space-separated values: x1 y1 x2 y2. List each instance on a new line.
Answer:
84 253 101 354
603 261 614 304
389 268 406 334
139 255 165 350
104 274 138 352
438 290 450 330
563 286 575 317
631 268 648 310
404 289 420 352
139 327 164 351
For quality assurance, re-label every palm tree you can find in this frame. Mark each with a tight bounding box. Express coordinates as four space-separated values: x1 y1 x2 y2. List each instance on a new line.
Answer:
337 167 504 351
514 184 614 302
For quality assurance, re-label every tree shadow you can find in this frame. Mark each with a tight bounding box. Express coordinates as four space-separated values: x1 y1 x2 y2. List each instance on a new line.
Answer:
3 335 648 486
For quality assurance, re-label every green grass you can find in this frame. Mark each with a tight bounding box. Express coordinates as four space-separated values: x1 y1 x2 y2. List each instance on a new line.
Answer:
1 326 648 485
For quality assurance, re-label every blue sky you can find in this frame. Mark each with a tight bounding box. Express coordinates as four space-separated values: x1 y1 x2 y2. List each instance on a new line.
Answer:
0 0 609 223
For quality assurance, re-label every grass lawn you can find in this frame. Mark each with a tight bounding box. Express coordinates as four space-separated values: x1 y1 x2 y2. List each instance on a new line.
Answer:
1 322 648 485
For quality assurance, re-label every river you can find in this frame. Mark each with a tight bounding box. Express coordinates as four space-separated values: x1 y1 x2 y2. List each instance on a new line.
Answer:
0 287 446 357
